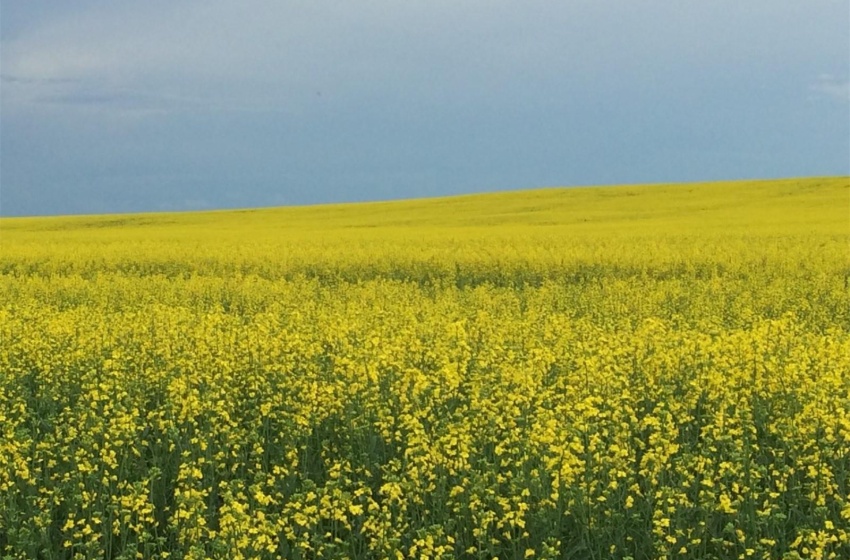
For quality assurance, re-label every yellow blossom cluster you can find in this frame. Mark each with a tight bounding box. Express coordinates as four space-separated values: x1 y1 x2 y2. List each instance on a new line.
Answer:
1 177 848 559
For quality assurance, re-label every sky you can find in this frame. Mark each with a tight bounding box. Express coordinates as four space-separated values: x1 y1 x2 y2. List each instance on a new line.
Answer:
1 1 848 217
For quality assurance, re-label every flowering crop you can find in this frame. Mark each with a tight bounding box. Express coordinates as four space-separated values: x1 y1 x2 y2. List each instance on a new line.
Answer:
1 177 848 559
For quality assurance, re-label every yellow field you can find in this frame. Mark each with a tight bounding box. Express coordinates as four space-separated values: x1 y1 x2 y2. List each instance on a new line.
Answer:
1 177 849 559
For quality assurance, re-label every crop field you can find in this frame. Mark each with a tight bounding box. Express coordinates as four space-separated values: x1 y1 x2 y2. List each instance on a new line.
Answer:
1 177 849 560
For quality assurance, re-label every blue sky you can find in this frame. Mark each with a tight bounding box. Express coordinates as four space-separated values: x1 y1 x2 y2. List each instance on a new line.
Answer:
1 1 848 216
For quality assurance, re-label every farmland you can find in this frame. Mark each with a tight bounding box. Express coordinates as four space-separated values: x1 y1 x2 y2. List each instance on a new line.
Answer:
1 177 849 559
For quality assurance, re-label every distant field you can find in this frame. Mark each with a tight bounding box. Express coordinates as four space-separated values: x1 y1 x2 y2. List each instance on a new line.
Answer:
2 177 849 559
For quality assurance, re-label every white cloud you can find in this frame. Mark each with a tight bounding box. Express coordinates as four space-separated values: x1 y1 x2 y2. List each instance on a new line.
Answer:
4 0 718 117
4 0 846 120
810 74 850 101
0 2 326 114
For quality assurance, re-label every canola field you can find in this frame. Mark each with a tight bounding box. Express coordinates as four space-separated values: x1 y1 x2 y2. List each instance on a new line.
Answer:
1 177 849 560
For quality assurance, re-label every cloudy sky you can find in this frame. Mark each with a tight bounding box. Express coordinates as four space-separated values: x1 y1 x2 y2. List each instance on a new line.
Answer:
1 1 848 216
